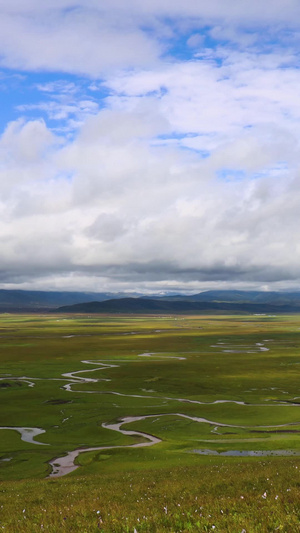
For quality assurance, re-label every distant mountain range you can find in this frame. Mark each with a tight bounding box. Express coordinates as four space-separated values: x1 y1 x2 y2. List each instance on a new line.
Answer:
56 291 300 314
141 290 300 305
0 289 141 311
2 289 300 313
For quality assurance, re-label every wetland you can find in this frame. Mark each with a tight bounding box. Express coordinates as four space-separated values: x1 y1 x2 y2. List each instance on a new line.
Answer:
2 313 300 531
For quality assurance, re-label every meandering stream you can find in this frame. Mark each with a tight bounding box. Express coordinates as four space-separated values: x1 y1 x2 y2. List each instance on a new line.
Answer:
48 412 300 477
1 342 300 478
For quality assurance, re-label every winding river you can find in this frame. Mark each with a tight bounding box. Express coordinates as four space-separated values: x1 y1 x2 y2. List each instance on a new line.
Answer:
1 342 300 477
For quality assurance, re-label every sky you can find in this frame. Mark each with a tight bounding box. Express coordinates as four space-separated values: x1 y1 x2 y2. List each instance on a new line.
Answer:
1 0 300 294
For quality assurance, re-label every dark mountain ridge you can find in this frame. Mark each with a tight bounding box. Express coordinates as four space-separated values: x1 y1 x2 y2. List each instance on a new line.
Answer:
142 290 300 304
1 289 300 313
55 296 300 315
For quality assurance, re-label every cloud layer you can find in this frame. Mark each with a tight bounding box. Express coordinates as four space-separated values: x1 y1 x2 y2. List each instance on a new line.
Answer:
1 1 300 75
0 1 299 292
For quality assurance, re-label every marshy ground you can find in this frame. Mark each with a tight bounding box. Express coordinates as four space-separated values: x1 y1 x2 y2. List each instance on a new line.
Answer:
1 313 300 531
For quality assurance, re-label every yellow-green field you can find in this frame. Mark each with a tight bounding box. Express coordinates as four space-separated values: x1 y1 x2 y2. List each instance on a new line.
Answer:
1 313 300 532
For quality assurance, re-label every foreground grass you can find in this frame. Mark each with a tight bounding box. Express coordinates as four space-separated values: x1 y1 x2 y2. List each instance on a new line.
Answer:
1 459 300 532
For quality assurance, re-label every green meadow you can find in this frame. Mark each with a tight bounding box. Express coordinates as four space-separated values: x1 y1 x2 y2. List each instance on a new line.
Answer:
1 313 300 531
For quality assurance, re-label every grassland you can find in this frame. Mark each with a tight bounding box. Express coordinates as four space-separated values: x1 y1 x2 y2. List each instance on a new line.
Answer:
1 313 300 531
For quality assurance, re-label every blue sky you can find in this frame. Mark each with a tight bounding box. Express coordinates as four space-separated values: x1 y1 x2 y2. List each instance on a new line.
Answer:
0 0 300 293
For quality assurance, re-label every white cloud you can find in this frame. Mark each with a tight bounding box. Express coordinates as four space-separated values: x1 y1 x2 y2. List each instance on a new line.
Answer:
187 34 205 48
18 99 99 123
0 118 54 163
0 1 299 76
0 7 161 76
105 51 300 142
36 81 79 94
0 95 300 291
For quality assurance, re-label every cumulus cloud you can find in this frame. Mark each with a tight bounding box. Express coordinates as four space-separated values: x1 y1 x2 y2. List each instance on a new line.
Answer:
1 93 300 291
0 5 160 76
